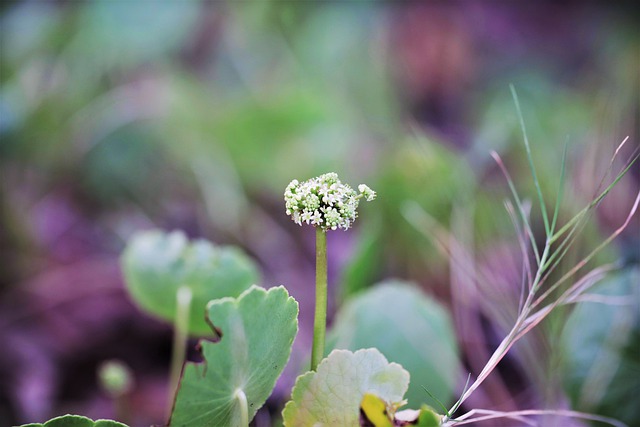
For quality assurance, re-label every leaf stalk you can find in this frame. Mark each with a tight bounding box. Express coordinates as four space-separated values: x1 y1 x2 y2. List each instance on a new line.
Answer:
168 286 192 415
235 388 249 427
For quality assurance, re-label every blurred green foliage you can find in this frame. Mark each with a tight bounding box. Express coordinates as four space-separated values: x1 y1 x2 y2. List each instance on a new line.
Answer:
562 267 640 426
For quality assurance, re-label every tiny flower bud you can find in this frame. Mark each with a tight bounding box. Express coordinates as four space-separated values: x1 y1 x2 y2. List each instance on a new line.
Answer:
98 359 134 398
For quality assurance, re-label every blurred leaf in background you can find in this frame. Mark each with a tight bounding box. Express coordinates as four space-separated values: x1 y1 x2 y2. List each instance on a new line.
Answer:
328 281 460 408
121 229 260 336
562 266 640 427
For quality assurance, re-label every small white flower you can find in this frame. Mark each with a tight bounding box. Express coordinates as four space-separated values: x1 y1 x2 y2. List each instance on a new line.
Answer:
327 193 340 205
311 210 323 225
292 211 302 226
318 186 330 198
301 210 313 224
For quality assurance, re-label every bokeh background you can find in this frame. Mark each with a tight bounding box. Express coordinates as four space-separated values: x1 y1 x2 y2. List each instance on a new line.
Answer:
1 1 638 426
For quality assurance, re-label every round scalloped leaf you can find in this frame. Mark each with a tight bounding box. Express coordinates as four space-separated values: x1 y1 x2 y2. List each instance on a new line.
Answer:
121 229 260 336
327 281 460 407
170 285 298 427
18 415 128 427
282 348 410 426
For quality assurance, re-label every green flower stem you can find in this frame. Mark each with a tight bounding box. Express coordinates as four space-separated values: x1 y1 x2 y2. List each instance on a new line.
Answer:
114 395 130 425
234 388 249 426
168 286 192 412
311 227 327 371
97 359 133 423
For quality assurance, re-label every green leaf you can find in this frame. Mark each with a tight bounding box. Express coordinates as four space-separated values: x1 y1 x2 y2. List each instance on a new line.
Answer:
327 281 460 407
94 422 127 427
415 406 442 427
561 266 640 426
18 414 128 427
282 348 410 426
121 230 260 336
394 405 442 427
170 285 298 427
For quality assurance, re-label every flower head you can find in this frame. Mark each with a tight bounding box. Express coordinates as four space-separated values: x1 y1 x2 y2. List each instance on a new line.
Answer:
284 172 376 231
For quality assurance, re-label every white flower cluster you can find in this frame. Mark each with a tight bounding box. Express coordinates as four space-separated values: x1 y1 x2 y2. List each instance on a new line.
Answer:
284 172 376 231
